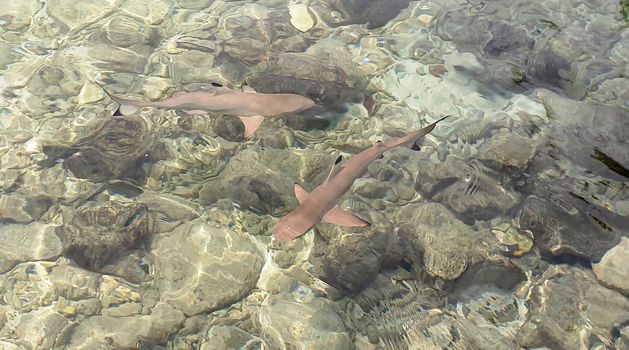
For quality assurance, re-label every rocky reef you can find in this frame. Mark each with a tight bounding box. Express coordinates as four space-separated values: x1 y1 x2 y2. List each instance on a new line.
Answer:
0 0 627 349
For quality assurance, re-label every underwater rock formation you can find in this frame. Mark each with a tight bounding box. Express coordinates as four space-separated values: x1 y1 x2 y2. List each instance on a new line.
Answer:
593 237 629 295
519 265 629 349
56 200 152 272
259 293 352 349
149 217 264 316
0 223 62 274
396 203 489 280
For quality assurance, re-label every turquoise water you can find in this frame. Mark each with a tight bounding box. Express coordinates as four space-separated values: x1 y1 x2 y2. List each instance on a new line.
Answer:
0 0 628 349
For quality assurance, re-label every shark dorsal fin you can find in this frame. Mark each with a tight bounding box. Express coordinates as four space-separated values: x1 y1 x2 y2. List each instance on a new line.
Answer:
241 85 256 93
293 183 310 203
322 206 371 227
326 155 344 182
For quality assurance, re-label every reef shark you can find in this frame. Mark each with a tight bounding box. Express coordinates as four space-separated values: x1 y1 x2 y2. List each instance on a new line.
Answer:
111 85 315 137
273 116 450 243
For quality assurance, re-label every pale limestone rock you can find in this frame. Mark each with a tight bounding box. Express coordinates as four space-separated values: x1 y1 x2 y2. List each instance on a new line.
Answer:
77 82 105 104
6 308 69 350
593 237 629 295
63 302 185 349
120 0 172 24
0 223 62 273
396 203 488 280
0 262 57 313
150 217 264 315
200 325 265 350
259 294 352 350
0 0 41 31
143 77 176 100
520 265 629 349
46 0 115 30
289 4 315 32
418 14 433 26
49 264 100 300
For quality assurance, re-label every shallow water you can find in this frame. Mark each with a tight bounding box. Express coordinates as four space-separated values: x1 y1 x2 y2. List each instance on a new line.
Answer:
0 0 628 349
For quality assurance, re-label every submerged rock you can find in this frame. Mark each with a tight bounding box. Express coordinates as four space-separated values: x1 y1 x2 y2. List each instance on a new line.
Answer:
56 200 153 272
64 113 159 181
150 217 264 315
519 194 620 262
396 203 488 280
433 2 626 99
519 265 629 349
593 237 629 295
1 307 69 350
259 293 351 350
0 262 57 313
59 302 184 349
532 89 629 182
420 157 522 223
198 148 331 216
49 264 100 301
309 227 393 294
201 325 265 350
0 222 62 274
289 4 315 32
310 0 412 29
246 50 367 107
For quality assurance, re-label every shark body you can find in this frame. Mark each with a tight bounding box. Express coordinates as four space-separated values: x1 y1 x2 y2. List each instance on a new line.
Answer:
273 116 449 243
112 85 315 137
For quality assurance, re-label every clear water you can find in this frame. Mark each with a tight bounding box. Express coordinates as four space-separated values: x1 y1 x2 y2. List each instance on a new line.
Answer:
0 0 628 349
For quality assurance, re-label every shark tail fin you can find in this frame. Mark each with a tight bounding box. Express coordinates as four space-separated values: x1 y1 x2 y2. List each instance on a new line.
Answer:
385 115 451 150
118 103 141 116
100 88 144 116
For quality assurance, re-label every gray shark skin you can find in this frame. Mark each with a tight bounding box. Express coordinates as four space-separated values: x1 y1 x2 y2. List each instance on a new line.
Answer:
273 115 450 243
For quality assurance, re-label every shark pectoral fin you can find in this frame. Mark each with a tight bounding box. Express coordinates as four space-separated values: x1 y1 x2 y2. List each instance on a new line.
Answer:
322 207 370 227
401 139 421 151
293 183 310 203
326 155 345 182
239 115 265 138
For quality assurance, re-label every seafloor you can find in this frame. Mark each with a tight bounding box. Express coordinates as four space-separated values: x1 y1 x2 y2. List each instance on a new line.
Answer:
0 0 628 349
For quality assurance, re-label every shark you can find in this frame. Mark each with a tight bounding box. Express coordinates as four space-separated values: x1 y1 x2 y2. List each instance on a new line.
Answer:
111 85 315 137
273 115 450 243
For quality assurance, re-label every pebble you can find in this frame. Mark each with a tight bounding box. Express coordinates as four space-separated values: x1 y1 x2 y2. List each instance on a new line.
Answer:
418 14 433 26
289 4 315 32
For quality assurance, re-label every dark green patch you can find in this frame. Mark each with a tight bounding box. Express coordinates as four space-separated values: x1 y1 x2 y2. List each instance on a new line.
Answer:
622 0 629 22
511 67 527 84
539 19 561 30
591 148 629 179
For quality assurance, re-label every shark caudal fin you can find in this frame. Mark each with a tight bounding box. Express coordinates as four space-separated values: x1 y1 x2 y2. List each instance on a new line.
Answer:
118 103 142 115
386 115 451 150
101 88 144 116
